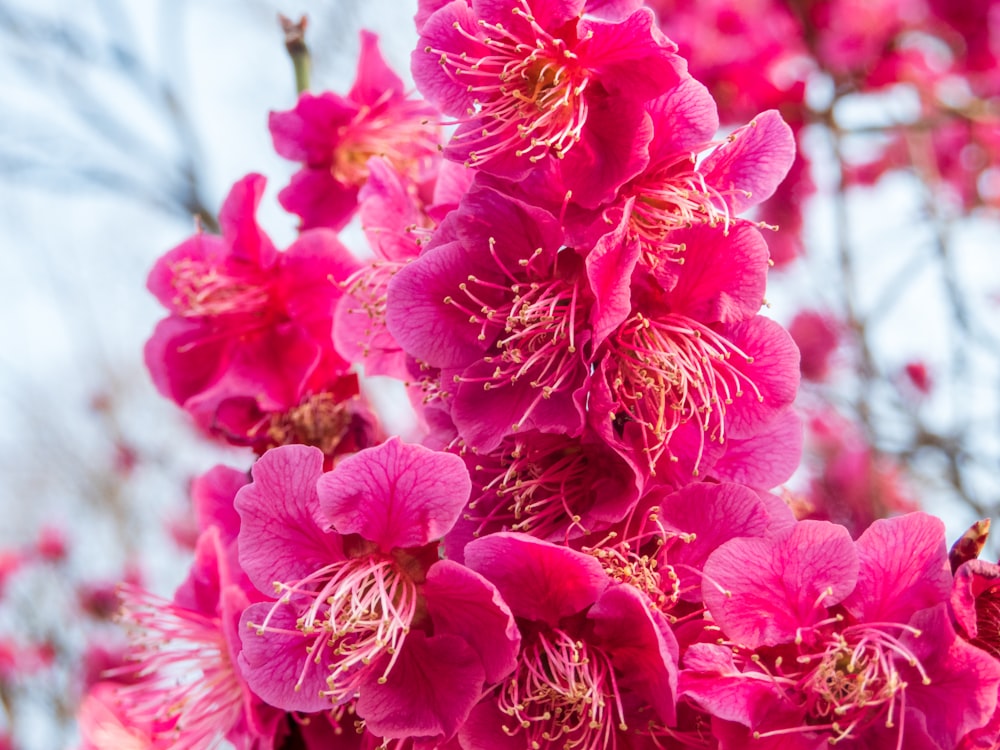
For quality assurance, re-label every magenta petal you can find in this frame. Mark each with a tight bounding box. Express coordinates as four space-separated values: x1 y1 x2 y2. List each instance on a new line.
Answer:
722 316 801 438
703 521 858 648
952 559 1000 640
458 697 523 750
656 482 771 601
143 316 228 413
552 96 653 208
646 77 719 158
278 169 360 232
679 643 782 727
235 445 343 595
711 407 804 489
463 533 609 624
269 91 357 164
423 560 520 683
219 174 277 267
279 228 360 336
700 110 796 215
348 31 405 104
412 1 482 116
586 218 640 347
191 464 248 547
355 631 484 741
842 512 952 624
451 362 588 452
317 437 471 550
577 10 682 101
666 224 769 324
589 584 679 725
386 240 502 369
906 604 1000 748
237 601 332 713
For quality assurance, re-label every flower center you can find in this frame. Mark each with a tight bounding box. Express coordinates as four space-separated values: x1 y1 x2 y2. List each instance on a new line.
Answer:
331 94 439 186
263 391 357 458
628 156 733 267
604 312 760 474
250 555 418 706
429 1 591 166
169 258 271 320
468 435 595 539
447 245 588 428
796 624 928 742
499 628 626 750
749 621 930 748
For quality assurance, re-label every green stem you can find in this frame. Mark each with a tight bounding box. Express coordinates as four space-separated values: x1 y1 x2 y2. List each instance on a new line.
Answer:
279 14 310 95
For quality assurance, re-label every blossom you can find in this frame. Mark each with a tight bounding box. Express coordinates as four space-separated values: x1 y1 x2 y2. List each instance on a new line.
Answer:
387 185 637 452
270 31 440 230
623 79 795 267
414 0 686 206
446 426 643 549
461 532 679 749
788 310 840 382
334 157 439 380
235 439 519 742
683 513 1000 748
590 222 799 479
144 173 365 458
103 526 285 750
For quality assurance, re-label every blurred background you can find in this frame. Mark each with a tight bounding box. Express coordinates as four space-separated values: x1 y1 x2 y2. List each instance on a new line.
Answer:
0 0 997 747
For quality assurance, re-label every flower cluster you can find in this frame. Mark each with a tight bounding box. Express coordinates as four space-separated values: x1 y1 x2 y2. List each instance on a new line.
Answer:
78 2 1000 749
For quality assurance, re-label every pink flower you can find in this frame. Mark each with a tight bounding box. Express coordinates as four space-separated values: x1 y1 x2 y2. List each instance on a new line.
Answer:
414 0 685 206
270 31 440 231
446 426 643 548
788 310 841 382
144 174 364 455
590 223 800 479
104 527 285 750
387 185 637 452
461 532 680 749
800 408 920 536
586 481 777 619
235 440 519 742
624 79 795 267
683 513 1000 748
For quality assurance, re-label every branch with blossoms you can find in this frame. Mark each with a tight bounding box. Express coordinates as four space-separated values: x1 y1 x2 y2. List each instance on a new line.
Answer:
641 0 1000 533
67 1 1000 749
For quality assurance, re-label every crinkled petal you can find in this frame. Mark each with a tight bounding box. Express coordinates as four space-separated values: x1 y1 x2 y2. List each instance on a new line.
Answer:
590 583 679 725
656 482 771 601
664 224 770 325
703 520 858 648
842 512 952 624
219 174 278 267
235 445 343 595
278 169 360 232
700 110 796 215
237 601 332 713
711 407 803 489
317 437 471 550
348 31 405 105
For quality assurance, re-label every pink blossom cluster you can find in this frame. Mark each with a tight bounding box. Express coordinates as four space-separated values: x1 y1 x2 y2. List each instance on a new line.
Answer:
77 1 1000 749
646 0 1000 265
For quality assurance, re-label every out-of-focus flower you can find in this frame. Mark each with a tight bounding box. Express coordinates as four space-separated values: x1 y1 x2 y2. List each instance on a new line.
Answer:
270 31 440 231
